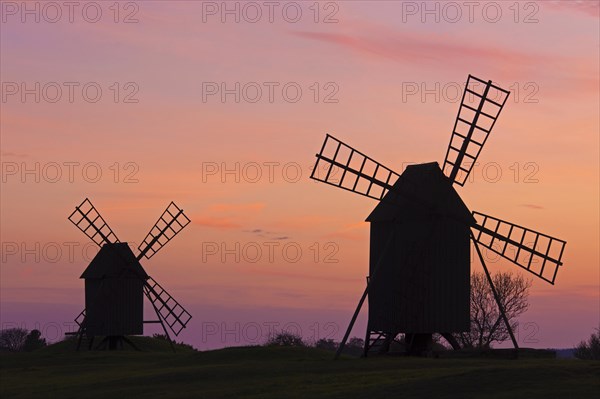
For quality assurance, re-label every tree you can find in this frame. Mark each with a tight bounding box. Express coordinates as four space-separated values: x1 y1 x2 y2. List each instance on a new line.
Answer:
455 271 532 349
0 328 28 352
315 338 337 351
265 332 305 347
22 329 47 352
574 329 600 360
342 337 365 356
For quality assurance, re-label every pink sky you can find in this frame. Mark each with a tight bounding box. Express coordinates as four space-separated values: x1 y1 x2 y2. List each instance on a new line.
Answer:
1 1 598 349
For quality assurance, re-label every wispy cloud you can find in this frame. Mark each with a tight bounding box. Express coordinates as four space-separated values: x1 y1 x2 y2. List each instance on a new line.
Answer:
290 25 598 93
290 29 544 70
244 228 291 240
521 204 545 210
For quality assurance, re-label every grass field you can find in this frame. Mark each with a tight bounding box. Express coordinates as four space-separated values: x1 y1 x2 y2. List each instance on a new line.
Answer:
1 338 599 398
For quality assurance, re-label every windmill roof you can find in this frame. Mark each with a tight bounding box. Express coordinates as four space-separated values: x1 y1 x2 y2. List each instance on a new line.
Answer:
80 242 149 279
365 162 474 224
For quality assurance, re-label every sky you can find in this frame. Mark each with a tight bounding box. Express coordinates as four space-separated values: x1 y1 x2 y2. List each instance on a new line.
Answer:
1 0 598 350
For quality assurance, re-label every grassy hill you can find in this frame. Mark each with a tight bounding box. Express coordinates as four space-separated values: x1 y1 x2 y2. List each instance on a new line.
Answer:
1 339 598 398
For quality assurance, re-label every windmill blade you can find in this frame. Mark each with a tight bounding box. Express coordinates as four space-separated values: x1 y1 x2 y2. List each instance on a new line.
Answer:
144 277 192 336
137 202 191 260
443 75 510 186
311 134 400 201
471 211 566 284
68 198 120 247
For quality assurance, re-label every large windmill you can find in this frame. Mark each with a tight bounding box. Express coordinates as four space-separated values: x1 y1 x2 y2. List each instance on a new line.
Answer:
68 198 192 351
311 75 566 357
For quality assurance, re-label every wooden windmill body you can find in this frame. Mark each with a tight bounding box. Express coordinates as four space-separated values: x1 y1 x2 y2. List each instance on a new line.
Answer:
81 243 148 337
310 75 567 356
67 199 193 351
366 163 472 339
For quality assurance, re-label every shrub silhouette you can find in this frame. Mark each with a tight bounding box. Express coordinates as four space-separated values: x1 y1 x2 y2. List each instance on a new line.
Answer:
266 332 305 347
574 330 600 360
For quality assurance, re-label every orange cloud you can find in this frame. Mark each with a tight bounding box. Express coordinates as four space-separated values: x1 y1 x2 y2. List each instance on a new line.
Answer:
521 204 545 210
291 26 598 97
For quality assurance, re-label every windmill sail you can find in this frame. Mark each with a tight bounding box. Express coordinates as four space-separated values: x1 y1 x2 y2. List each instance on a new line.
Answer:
471 211 566 284
144 277 192 336
68 198 120 246
311 134 400 200
443 75 510 186
137 202 191 260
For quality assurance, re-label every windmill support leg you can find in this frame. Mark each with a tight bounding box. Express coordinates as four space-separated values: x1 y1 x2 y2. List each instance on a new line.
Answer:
158 319 176 353
405 333 433 356
95 336 107 350
147 290 176 353
335 283 369 360
365 332 392 356
382 335 393 353
76 329 84 351
74 319 88 352
335 233 397 360
362 324 371 357
471 235 519 353
441 332 461 350
122 336 140 351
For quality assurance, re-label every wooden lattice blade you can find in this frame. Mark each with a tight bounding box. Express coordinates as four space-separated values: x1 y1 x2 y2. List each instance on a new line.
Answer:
68 198 119 247
137 202 191 260
471 211 566 284
443 75 510 186
311 134 400 200
144 277 192 336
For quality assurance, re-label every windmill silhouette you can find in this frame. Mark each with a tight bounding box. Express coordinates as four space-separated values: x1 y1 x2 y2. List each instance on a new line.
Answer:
311 75 567 357
68 198 192 351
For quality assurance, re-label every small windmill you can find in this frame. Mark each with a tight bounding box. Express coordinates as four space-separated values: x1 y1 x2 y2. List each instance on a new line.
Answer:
311 75 566 357
68 198 192 351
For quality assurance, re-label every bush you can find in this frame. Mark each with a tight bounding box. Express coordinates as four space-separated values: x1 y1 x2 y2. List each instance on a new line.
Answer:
342 337 364 357
151 333 196 351
22 330 47 352
574 330 600 360
315 338 337 351
0 328 28 352
265 332 305 347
